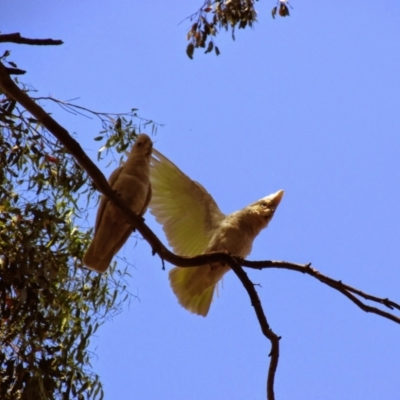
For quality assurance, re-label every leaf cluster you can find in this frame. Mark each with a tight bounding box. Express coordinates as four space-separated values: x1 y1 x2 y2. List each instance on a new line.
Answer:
185 0 291 59
94 111 160 161
271 1 290 19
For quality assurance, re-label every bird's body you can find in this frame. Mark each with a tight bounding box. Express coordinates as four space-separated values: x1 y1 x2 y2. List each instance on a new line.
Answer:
149 148 283 316
83 134 153 272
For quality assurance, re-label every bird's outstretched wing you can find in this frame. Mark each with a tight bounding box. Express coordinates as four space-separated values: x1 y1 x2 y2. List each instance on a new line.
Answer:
149 148 225 256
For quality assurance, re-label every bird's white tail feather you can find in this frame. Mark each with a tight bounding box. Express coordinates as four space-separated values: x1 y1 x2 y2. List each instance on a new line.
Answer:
169 264 229 316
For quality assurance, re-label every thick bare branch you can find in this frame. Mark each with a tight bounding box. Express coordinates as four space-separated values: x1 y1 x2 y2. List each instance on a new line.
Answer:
5 67 26 75
0 33 63 46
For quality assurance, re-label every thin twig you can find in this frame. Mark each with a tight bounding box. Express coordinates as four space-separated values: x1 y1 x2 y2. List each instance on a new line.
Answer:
178 0 212 25
31 96 162 128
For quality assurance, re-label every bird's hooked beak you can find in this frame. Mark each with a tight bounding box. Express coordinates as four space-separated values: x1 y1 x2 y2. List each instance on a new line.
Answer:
268 190 284 208
259 189 284 219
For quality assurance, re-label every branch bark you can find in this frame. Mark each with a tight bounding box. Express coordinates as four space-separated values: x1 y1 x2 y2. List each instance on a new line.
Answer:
5 67 26 75
0 33 63 46
229 260 280 400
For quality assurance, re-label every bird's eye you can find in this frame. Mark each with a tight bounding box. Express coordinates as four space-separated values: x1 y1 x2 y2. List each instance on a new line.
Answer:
260 201 267 208
137 141 143 147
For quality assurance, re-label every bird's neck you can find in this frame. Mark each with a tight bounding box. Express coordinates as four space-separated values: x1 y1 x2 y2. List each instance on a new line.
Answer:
233 209 265 238
125 155 150 170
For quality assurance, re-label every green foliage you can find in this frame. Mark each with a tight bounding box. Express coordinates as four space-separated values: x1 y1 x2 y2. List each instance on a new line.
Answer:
186 0 257 58
96 112 160 159
186 0 291 58
0 77 158 399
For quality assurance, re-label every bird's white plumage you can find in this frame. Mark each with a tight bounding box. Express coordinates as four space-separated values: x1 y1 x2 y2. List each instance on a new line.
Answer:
83 134 153 273
149 148 284 316
150 148 224 256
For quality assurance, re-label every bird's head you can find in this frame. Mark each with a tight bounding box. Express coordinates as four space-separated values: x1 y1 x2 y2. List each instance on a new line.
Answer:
133 133 153 157
250 189 284 226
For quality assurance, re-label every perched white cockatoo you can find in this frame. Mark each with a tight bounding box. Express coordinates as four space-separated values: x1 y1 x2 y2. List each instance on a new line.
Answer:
83 134 153 273
149 148 284 316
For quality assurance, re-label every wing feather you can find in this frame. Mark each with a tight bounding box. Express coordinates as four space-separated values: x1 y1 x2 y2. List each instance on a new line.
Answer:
149 148 224 256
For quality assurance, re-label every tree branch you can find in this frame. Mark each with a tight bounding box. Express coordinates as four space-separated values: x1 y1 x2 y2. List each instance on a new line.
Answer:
4 67 26 75
243 260 400 324
0 33 63 46
229 260 279 400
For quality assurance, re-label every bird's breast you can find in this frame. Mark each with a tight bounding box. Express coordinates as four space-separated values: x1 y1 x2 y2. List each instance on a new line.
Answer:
206 221 254 258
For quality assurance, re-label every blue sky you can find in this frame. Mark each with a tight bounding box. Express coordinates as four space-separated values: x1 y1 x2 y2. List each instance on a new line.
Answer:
3 1 400 399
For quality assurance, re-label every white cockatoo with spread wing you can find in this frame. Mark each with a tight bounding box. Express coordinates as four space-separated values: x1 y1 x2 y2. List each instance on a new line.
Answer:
83 134 153 273
149 148 284 316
